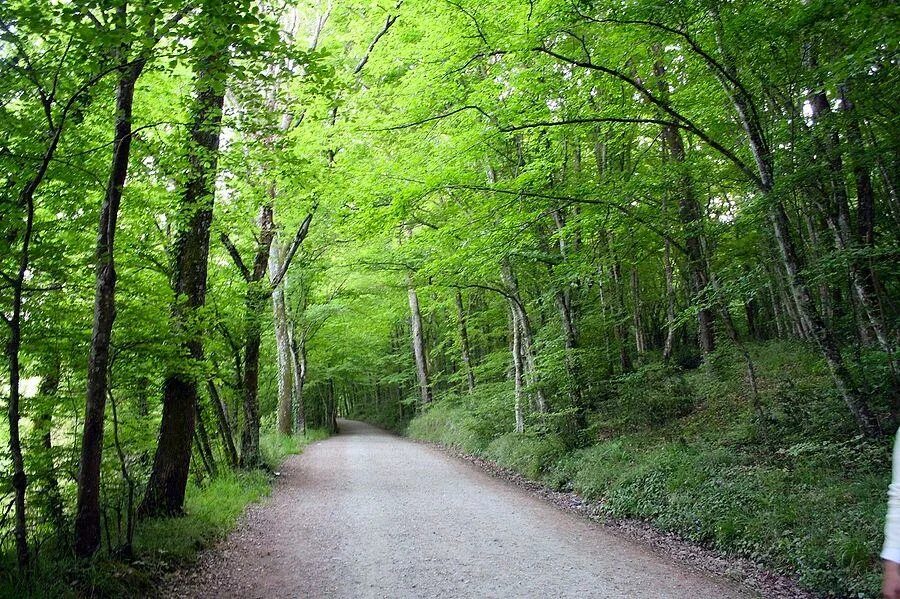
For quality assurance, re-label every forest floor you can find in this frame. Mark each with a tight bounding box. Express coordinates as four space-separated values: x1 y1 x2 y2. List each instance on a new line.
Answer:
164 419 753 598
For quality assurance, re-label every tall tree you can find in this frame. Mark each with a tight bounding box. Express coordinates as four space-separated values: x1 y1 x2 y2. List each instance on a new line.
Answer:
75 1 182 557
222 209 313 468
139 2 233 517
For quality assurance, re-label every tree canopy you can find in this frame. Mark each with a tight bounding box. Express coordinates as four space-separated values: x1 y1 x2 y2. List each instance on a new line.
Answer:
0 0 897 595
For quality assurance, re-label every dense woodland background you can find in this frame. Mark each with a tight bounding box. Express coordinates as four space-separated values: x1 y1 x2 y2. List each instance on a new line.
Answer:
0 0 897 596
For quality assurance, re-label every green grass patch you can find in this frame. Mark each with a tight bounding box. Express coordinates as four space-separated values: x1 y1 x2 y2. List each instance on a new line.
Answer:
261 428 329 471
485 433 567 479
134 469 271 564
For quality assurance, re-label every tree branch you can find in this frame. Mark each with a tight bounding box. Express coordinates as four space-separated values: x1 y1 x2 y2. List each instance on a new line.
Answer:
445 50 507 76
442 184 689 256
449 282 514 301
443 0 489 46
354 2 402 75
271 211 314 289
0 19 53 128
500 116 680 132
534 44 764 189
574 12 759 115
148 5 193 50
220 233 251 281
49 34 75 114
374 105 497 131
309 4 333 51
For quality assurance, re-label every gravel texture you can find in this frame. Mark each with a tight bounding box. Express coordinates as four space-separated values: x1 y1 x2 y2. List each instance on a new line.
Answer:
166 420 761 598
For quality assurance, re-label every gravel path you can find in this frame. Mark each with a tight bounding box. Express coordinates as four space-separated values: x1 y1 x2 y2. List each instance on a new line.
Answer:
166 420 751 598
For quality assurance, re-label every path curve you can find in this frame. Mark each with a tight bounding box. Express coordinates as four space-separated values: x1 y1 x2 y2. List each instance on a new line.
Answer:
167 420 750 598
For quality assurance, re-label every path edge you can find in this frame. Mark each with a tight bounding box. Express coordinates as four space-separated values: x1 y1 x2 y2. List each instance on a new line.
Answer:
410 435 819 599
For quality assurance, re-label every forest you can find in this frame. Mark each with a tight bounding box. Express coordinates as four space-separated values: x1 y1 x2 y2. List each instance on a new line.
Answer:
0 0 897 597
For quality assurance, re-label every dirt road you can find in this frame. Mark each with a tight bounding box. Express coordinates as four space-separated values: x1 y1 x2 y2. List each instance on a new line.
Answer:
167 420 750 598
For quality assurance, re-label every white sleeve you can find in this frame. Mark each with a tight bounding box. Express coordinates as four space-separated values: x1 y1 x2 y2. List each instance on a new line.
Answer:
883 428 900 563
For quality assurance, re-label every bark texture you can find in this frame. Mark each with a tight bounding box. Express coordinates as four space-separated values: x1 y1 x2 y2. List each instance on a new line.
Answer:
455 289 476 393
239 206 276 469
407 274 432 404
289 326 307 433
711 19 879 435
654 57 715 356
75 48 145 556
509 302 526 433
140 43 228 517
269 238 294 435
500 259 546 412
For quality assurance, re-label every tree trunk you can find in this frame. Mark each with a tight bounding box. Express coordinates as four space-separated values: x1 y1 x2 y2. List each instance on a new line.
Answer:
238 205 276 469
630 266 646 359
195 401 217 476
662 240 678 358
745 296 761 339
500 259 546 411
33 362 66 540
6 282 28 569
654 58 716 356
4 108 70 573
509 302 525 433
769 202 878 435
326 379 339 434
269 237 293 435
239 284 267 469
550 209 584 426
840 85 877 262
807 83 893 355
407 274 432 404
207 380 238 467
289 327 307 433
0 13 79 563
454 289 476 393
610 259 632 372
139 43 229 517
712 26 879 435
75 53 144 557
767 280 785 338
193 432 213 478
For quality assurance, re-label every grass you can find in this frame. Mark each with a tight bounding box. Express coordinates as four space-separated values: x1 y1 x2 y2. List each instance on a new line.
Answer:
0 428 328 599
405 341 893 598
261 428 329 471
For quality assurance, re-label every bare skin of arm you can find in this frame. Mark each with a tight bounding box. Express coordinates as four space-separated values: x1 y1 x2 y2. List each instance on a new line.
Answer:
884 561 900 599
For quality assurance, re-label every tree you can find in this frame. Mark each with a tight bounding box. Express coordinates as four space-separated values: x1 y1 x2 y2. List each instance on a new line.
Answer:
75 0 185 557
139 0 234 517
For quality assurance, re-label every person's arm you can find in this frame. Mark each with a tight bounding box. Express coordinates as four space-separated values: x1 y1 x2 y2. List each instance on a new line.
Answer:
884 429 900 599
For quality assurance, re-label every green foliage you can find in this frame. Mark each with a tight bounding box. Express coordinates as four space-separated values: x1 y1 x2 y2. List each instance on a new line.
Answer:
134 471 271 564
0 472 271 598
606 363 698 431
485 433 567 480
0 0 897 596
406 398 485 455
557 436 886 595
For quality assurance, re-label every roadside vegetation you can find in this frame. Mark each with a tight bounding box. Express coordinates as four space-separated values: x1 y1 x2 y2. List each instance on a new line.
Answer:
0 429 325 598
402 342 890 597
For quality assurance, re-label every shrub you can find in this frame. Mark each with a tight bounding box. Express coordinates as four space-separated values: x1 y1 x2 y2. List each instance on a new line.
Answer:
485 433 566 479
608 362 697 430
